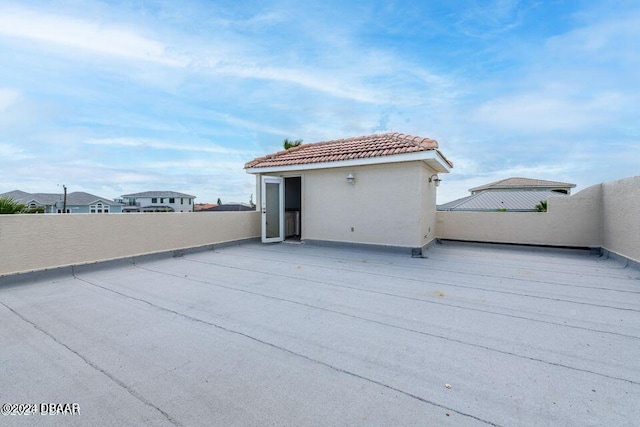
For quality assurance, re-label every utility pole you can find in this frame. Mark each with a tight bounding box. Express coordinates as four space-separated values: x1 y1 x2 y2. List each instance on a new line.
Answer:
62 185 67 213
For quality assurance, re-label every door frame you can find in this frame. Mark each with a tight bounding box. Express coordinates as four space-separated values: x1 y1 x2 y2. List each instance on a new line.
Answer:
261 176 284 243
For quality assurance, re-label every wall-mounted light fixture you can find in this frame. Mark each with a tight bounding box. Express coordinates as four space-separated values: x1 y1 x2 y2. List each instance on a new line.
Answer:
429 174 442 187
346 172 355 185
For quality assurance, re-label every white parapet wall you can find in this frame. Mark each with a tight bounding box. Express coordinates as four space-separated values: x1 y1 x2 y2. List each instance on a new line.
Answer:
0 211 260 276
602 175 640 263
436 175 640 263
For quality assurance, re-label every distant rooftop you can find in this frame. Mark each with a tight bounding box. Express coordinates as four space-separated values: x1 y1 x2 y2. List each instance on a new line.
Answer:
203 203 255 212
121 191 196 198
244 132 453 170
438 190 567 211
470 177 576 194
194 203 219 211
1 190 121 205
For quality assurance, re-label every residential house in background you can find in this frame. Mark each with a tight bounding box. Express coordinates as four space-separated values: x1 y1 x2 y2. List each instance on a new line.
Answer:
438 177 576 212
119 191 196 212
0 190 124 213
469 177 576 195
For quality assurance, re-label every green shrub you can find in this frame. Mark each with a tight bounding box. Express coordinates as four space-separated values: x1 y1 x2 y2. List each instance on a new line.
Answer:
0 197 26 214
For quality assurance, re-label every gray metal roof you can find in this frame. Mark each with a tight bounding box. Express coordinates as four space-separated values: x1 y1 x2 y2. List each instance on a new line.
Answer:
470 177 576 193
1 240 638 425
1 190 122 206
204 203 255 211
0 190 32 201
121 191 196 198
66 192 122 205
438 190 566 211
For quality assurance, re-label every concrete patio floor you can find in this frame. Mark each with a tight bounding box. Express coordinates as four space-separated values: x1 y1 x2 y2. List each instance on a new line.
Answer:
1 240 639 426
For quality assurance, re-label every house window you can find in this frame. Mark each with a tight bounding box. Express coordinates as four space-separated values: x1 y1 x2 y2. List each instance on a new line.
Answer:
160 198 165 203
169 198 175 204
181 198 184 205
152 198 157 203
188 199 192 205
90 203 107 213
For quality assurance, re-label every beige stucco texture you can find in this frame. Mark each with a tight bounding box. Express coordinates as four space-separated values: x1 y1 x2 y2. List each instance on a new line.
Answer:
2 175 637 277
0 211 260 276
602 175 640 262
437 175 639 263
262 161 440 249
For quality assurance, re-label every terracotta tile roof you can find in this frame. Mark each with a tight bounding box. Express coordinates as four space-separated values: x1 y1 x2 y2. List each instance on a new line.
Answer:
469 177 576 193
194 203 219 211
244 132 453 169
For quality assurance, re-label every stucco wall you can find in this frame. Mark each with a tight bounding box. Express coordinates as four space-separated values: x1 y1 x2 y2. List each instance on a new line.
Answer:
256 161 441 248
437 176 640 263
302 163 420 247
436 183 603 247
419 163 439 248
302 162 442 248
602 175 640 262
0 211 260 276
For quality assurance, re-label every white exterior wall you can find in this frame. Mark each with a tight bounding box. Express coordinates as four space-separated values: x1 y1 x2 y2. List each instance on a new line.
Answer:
142 197 193 212
128 196 194 212
257 161 441 248
0 211 260 276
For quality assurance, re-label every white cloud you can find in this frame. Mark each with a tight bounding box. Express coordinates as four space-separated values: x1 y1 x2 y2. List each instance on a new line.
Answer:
0 142 32 160
0 6 184 66
85 137 252 155
207 112 292 137
456 0 525 37
142 160 245 170
0 88 20 112
546 13 640 63
213 64 382 104
0 5 453 106
472 91 628 132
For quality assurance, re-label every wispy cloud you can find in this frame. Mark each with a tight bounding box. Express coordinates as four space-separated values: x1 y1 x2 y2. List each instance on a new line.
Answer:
0 142 32 160
85 137 252 155
455 0 526 37
0 4 455 107
0 6 184 66
472 91 630 133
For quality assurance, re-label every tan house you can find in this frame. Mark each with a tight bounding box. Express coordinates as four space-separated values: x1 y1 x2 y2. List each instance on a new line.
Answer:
469 177 576 195
244 133 453 254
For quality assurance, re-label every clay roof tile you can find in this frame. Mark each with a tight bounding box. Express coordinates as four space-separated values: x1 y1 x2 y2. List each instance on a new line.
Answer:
245 132 453 169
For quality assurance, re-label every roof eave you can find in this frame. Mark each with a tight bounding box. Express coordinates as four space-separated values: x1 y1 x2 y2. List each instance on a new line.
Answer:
245 150 452 175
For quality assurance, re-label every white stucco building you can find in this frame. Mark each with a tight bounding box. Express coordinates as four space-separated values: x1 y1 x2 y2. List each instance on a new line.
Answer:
244 133 453 254
119 191 196 213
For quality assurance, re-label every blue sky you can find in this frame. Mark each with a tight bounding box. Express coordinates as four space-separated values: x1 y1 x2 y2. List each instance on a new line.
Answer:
1 0 638 204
